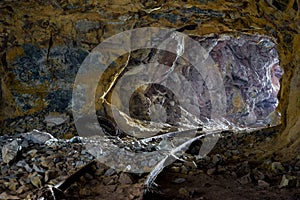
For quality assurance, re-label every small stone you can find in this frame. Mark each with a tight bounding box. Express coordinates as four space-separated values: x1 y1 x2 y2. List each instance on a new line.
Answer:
279 175 298 188
171 166 181 173
207 168 216 175
23 130 54 144
8 181 19 191
258 180 270 187
265 137 271 141
16 160 26 168
19 178 30 186
104 168 115 176
271 162 284 173
133 141 141 148
16 160 32 173
239 173 252 185
40 160 50 168
217 166 226 173
69 136 82 143
30 174 43 188
15 127 25 133
232 156 240 161
33 164 45 173
45 138 60 147
27 149 38 157
230 150 240 155
230 172 237 177
173 178 186 184
1 165 9 175
44 112 69 127
118 173 133 185
16 185 29 194
75 160 84 168
188 171 194 176
181 165 189 174
20 140 29 148
185 161 197 169
2 140 20 164
212 154 222 165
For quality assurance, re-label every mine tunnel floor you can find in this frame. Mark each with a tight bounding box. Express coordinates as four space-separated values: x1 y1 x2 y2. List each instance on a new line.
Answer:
0 114 299 200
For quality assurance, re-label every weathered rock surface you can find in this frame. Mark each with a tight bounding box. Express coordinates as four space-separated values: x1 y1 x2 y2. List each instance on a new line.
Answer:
0 1 299 144
1 140 20 164
22 129 54 144
44 112 70 127
0 127 299 199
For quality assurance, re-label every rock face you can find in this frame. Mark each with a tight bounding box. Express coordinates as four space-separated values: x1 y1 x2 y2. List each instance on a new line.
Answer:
0 1 299 150
208 35 282 126
109 34 282 128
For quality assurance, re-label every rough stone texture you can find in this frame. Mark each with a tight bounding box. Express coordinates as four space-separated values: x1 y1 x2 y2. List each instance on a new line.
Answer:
0 130 298 199
22 129 54 144
1 140 19 164
0 0 299 155
44 112 70 127
109 34 282 128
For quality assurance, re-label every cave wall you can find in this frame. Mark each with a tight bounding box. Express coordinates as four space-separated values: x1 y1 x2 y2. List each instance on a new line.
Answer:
0 0 299 145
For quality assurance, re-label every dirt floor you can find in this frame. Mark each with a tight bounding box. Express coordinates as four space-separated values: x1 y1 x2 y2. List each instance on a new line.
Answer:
63 128 300 200
62 154 300 200
144 166 300 200
1 118 299 200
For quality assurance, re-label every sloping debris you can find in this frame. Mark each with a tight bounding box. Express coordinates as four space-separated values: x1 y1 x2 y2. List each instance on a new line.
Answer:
34 160 97 200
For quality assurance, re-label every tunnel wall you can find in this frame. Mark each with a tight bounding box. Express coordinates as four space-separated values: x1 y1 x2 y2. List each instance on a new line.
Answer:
0 0 299 144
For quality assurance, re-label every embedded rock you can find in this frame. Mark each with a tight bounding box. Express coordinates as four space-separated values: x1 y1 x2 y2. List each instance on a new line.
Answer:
44 112 70 127
30 173 43 188
279 175 298 188
2 140 20 164
23 130 54 145
258 180 270 187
